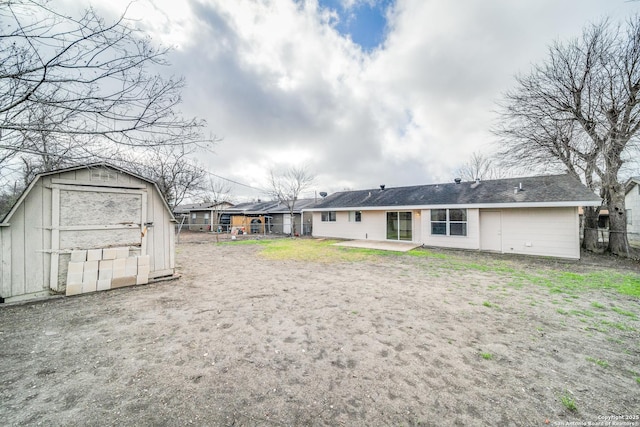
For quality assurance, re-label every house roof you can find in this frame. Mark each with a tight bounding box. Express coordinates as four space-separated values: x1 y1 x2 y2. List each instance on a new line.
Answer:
221 198 319 215
1 162 175 224
267 198 319 213
174 201 234 214
310 174 602 211
625 176 640 194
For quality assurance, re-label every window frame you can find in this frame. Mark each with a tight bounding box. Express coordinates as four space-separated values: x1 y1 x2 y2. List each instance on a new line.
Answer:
386 211 412 241
321 211 337 222
430 208 468 237
348 210 362 222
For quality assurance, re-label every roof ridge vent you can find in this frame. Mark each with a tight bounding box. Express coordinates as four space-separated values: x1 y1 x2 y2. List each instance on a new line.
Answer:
454 178 461 184
380 184 385 190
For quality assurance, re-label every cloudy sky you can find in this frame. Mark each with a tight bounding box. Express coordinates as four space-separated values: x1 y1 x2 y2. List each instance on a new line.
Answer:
72 0 637 200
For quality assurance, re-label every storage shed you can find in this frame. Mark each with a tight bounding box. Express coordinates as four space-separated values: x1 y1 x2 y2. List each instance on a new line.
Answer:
0 163 176 303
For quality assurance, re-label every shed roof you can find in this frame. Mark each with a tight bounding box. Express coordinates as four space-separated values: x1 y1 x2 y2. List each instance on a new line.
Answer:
1 162 175 224
310 174 601 210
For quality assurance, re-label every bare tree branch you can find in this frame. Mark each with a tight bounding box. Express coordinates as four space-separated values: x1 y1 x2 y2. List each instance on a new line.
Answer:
495 16 640 256
269 166 315 237
0 0 214 179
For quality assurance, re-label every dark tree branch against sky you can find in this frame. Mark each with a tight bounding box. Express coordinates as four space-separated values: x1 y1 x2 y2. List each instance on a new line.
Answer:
496 16 640 256
0 0 214 181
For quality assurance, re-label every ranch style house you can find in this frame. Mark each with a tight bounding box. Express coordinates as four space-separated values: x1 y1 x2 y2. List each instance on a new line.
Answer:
307 174 602 259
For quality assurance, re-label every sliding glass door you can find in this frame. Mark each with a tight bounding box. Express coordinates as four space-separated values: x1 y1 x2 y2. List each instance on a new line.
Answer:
386 211 412 241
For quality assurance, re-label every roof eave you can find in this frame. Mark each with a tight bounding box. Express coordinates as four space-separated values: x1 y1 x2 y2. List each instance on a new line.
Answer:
309 200 602 211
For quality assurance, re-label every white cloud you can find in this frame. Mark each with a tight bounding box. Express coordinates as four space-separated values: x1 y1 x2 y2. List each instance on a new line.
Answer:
58 0 640 200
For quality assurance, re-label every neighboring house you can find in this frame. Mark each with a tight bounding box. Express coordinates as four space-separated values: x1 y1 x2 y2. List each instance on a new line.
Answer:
267 199 317 235
625 176 640 242
0 163 176 303
307 174 601 259
224 200 280 234
219 198 318 235
174 202 234 231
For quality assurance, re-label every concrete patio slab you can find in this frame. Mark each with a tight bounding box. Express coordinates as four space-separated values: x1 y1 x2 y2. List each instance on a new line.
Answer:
332 240 421 252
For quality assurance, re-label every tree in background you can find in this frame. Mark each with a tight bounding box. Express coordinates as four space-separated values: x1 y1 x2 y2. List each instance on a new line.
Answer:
0 0 212 184
495 17 640 256
201 177 233 242
269 166 315 236
455 151 508 182
122 145 207 211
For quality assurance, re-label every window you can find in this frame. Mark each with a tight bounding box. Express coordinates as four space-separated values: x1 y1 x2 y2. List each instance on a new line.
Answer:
386 211 412 241
204 213 210 220
349 211 362 222
430 209 447 235
431 208 467 236
321 211 336 222
191 212 197 220
627 209 632 225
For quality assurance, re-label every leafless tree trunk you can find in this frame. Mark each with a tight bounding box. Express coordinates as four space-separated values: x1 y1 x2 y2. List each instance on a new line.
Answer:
496 17 640 256
269 166 315 237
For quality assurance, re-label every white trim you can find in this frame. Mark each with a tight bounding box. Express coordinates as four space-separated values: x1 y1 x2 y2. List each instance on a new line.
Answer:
308 200 602 212
51 184 146 195
51 178 147 189
50 188 60 292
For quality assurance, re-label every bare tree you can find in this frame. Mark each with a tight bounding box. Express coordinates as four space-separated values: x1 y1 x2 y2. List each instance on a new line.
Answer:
495 17 640 256
455 151 508 181
121 145 207 210
201 177 233 242
269 166 315 236
0 0 212 177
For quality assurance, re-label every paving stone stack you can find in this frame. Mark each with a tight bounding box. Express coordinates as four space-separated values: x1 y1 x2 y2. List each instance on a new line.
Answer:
65 248 150 296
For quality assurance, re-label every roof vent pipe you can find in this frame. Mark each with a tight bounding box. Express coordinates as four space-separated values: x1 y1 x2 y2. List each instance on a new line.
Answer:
454 178 462 184
380 184 385 190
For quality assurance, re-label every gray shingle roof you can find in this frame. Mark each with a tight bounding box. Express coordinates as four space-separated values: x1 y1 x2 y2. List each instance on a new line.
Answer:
312 174 601 209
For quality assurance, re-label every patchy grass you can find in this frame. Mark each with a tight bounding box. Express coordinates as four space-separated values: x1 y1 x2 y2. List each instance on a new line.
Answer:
611 307 638 320
480 352 493 360
585 356 609 368
221 239 640 299
560 391 578 412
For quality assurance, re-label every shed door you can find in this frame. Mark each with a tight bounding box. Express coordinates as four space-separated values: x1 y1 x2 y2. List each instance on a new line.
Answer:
50 185 147 290
480 210 502 252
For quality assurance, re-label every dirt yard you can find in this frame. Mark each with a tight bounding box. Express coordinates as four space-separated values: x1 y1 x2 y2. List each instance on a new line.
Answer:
1 234 639 426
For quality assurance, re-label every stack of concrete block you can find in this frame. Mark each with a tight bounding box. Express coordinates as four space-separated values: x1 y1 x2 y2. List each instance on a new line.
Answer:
66 247 150 296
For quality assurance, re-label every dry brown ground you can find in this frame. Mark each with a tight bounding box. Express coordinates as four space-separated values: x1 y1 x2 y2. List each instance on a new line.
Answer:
1 233 639 426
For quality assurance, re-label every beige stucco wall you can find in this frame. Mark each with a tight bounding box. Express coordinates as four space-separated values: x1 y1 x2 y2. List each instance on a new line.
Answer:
312 210 421 243
312 206 581 259
313 210 388 241
498 207 579 259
